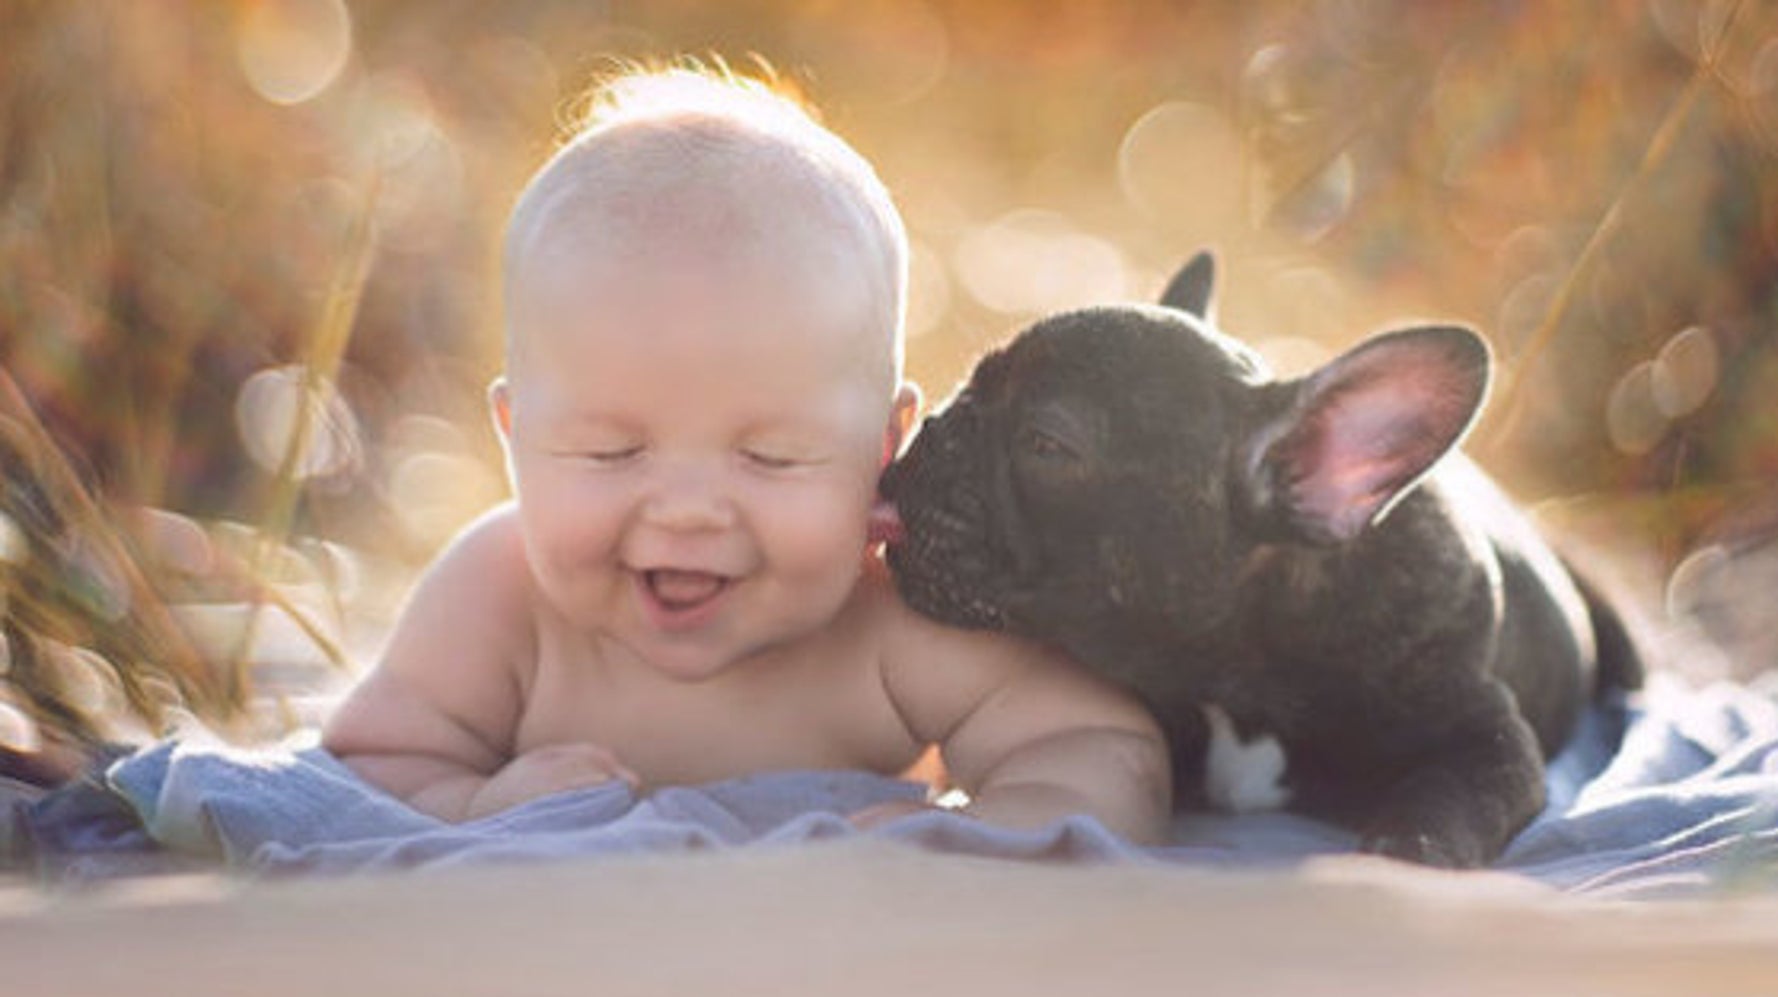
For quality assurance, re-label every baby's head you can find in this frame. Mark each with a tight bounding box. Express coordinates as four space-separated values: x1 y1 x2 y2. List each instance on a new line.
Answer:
501 66 908 408
491 66 919 679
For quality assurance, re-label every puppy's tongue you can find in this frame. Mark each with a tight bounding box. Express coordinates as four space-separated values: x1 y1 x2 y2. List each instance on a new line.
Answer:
648 569 725 607
868 501 905 546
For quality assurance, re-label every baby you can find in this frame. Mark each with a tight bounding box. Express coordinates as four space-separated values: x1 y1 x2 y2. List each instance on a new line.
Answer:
321 67 1170 844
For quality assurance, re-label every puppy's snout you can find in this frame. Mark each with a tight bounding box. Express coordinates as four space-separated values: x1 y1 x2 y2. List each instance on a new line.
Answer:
876 451 909 499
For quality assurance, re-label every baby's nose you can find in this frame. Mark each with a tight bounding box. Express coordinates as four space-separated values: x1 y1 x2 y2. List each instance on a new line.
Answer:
640 463 738 532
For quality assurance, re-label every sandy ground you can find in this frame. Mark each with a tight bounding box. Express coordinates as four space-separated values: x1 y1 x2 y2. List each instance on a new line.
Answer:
3 842 1776 997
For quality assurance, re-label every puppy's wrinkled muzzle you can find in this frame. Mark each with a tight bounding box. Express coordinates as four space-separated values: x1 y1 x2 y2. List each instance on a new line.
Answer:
879 425 1012 631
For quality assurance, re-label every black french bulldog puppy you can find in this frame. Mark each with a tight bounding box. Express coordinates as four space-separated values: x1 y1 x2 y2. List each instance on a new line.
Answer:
880 253 1642 867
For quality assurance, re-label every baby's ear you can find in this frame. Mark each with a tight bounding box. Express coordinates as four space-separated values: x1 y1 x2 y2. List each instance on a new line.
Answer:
1238 326 1489 544
488 377 514 441
883 381 923 467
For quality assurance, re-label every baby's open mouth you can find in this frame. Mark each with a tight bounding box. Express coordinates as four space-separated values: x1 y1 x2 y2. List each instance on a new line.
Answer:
644 568 730 611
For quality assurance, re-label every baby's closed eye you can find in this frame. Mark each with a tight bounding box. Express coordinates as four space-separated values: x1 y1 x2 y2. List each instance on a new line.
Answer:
542 423 646 465
569 445 644 465
544 427 645 465
740 447 823 470
738 436 831 471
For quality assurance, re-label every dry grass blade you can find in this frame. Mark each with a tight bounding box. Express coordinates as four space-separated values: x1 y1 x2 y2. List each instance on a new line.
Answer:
219 173 381 694
1479 0 1758 454
1478 71 1714 452
0 368 243 747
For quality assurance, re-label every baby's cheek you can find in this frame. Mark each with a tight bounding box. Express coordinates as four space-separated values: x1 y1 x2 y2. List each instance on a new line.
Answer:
759 481 873 574
521 477 626 571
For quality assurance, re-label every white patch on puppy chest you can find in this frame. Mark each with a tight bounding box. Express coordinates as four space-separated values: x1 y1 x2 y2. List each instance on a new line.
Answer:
1202 704 1292 814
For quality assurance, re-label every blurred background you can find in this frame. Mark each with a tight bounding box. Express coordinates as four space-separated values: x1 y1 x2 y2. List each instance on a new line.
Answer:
3 0 1777 744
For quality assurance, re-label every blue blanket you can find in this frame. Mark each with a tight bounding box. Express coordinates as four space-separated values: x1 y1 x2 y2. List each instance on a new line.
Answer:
7 676 1775 898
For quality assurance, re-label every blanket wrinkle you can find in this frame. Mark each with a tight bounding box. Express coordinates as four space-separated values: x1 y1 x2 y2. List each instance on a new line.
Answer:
4 678 1775 897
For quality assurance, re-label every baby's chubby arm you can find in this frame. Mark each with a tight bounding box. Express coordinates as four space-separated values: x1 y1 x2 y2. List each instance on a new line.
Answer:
877 580 1172 845
322 505 632 821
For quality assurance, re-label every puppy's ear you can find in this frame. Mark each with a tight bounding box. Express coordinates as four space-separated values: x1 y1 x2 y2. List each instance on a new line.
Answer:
1160 250 1217 320
1239 326 1489 544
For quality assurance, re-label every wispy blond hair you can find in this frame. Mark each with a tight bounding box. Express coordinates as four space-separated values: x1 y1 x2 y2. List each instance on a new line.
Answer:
503 59 908 382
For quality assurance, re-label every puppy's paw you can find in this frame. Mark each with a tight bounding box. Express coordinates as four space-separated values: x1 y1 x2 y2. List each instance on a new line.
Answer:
1359 829 1474 869
1357 748 1537 868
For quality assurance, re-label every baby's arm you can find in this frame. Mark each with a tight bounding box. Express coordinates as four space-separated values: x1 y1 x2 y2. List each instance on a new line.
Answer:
880 586 1172 845
322 505 630 821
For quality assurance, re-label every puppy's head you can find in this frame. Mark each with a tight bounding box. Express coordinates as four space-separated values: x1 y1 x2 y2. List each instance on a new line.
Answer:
880 253 1489 670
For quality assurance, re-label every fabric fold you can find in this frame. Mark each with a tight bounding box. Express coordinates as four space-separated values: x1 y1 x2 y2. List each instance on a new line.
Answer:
6 677 1774 897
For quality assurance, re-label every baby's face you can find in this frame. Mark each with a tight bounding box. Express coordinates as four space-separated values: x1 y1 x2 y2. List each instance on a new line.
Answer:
497 234 908 681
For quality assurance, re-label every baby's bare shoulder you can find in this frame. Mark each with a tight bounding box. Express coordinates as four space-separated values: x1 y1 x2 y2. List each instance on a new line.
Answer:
866 558 1157 745
870 562 1055 732
398 502 538 675
865 560 1031 679
324 503 537 765
432 502 530 582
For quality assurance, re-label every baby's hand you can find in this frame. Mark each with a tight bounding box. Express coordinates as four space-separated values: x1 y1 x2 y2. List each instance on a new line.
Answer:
465 742 639 820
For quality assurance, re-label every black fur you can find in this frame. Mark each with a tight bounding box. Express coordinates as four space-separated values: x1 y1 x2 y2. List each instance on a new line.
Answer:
880 253 1642 867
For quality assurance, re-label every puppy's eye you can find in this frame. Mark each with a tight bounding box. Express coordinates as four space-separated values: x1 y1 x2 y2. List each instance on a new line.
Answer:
1019 427 1082 463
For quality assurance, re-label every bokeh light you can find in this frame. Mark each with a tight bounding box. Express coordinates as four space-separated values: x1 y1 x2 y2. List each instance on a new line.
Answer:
1267 152 1355 243
1667 537 1778 680
905 239 954 340
1118 101 1246 239
352 70 444 172
384 414 505 548
0 697 39 753
355 73 467 254
236 0 354 106
1496 273 1561 351
59 643 125 718
955 209 1130 315
0 511 24 566
235 365 364 481
1607 361 1667 457
1651 325 1720 419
